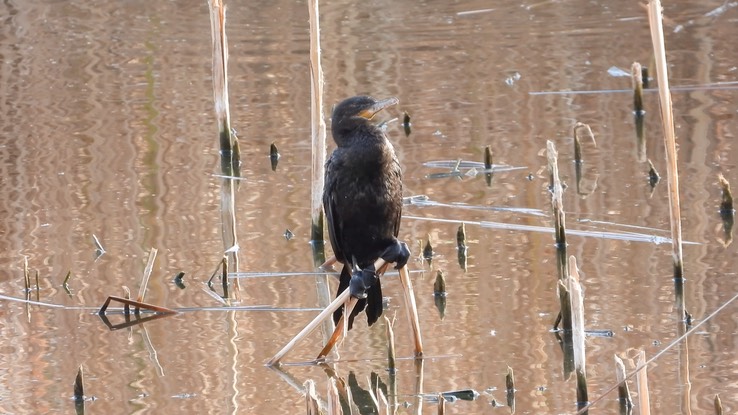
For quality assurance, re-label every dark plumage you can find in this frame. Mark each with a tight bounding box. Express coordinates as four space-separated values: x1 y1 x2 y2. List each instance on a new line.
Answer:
324 96 408 329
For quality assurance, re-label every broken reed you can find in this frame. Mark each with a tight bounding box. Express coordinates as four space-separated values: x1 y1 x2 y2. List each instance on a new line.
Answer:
647 159 660 188
506 366 515 411
614 355 633 410
648 0 684 280
547 140 571 332
308 0 327 242
573 122 595 164
546 141 566 249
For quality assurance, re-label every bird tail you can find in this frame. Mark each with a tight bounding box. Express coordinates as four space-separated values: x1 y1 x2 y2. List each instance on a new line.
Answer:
333 265 383 330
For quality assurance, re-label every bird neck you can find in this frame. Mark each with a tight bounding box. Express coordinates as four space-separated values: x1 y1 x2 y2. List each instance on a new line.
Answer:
332 120 385 147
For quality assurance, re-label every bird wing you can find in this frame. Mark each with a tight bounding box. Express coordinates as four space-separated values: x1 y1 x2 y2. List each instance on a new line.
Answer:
391 157 403 238
323 152 345 264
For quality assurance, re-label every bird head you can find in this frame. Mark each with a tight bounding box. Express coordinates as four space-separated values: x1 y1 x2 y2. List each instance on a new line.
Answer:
330 96 398 146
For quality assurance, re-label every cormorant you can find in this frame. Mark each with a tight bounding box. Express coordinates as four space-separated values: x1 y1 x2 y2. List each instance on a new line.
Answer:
324 95 410 330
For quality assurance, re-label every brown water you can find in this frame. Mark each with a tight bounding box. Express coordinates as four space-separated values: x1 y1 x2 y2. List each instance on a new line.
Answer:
2 0 738 413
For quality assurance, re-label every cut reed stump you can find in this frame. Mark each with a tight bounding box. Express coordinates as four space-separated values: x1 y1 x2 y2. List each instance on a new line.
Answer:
457 223 468 271
73 365 85 414
73 366 85 401
433 270 447 319
269 142 280 171
714 394 723 415
484 145 493 186
632 62 645 115
403 111 412 137
506 366 516 412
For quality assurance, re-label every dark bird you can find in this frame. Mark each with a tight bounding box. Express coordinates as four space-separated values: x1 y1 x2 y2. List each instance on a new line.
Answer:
324 95 410 330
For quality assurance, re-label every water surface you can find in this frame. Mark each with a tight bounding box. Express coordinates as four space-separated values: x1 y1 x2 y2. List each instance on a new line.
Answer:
1 0 737 413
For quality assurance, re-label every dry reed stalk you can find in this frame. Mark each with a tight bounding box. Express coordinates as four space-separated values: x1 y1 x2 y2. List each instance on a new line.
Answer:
647 0 684 279
385 316 397 374
399 264 424 356
208 0 240 297
208 0 234 154
137 248 157 308
327 378 342 415
635 350 651 415
308 0 327 242
268 258 383 366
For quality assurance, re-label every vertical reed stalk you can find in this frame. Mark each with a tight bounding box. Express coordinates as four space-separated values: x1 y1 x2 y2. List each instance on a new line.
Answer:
208 0 234 155
208 0 240 296
647 0 684 280
308 0 327 242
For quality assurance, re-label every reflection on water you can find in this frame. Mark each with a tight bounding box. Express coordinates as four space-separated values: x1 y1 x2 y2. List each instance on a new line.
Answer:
1 0 738 413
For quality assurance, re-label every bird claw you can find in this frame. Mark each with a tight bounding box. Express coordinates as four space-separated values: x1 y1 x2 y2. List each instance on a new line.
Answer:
349 265 377 299
381 240 411 270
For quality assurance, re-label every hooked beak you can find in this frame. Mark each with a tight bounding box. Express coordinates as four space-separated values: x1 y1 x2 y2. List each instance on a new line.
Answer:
357 97 399 119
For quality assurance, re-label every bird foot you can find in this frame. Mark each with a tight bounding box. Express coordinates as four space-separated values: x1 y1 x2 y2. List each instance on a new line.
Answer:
380 240 411 270
349 265 377 299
